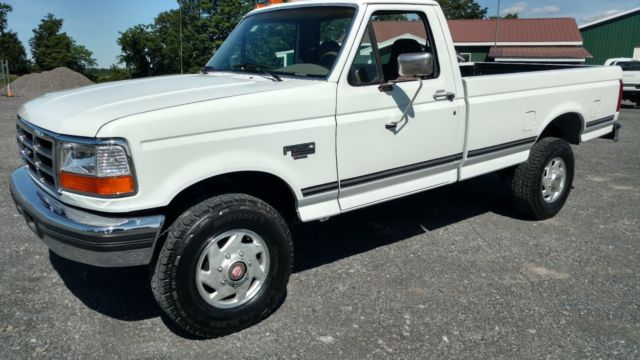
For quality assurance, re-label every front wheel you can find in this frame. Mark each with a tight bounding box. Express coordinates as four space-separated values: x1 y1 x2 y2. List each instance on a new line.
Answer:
510 137 575 220
151 194 293 338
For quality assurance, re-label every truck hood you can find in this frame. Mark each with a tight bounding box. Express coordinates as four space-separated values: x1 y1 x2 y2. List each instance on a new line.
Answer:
18 74 314 137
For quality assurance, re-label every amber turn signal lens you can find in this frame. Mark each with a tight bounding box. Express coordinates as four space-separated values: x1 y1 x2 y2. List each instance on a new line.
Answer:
60 172 135 196
255 0 284 8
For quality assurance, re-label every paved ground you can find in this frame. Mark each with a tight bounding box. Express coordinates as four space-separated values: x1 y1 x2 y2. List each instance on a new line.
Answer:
0 97 638 359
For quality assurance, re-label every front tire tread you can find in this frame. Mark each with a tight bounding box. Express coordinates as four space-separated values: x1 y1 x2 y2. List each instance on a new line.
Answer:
151 194 292 338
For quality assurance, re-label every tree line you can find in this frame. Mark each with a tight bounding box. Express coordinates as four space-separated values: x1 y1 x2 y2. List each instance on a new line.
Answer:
118 0 254 78
1 0 514 81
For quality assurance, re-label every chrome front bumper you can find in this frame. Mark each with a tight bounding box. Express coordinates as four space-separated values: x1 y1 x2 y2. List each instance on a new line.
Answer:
9 167 165 267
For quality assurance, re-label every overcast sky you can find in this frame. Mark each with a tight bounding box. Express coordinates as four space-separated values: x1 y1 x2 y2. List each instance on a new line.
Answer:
3 0 640 68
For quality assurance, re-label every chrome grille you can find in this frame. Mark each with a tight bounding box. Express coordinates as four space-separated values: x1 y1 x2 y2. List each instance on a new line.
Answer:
16 120 57 192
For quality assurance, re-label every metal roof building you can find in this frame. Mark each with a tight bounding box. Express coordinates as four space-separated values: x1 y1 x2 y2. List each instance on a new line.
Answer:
448 18 591 63
372 18 592 63
580 7 640 65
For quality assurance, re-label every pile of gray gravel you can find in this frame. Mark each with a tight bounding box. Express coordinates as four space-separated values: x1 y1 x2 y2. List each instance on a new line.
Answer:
10 67 94 98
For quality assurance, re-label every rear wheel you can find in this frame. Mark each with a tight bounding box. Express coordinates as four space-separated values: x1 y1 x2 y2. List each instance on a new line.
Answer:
151 194 293 338
510 137 575 220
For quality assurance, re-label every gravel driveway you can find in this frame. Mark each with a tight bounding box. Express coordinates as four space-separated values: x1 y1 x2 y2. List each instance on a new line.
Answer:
1 97 639 359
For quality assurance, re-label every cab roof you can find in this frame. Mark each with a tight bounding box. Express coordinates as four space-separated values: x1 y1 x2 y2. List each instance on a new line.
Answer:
249 0 439 16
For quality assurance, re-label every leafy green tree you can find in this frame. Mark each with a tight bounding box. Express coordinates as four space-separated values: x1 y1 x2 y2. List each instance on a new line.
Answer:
104 65 132 82
436 0 488 19
0 32 29 74
0 2 10 32
118 24 160 77
174 0 254 72
206 0 255 46
153 9 187 74
29 13 96 72
71 43 96 69
86 65 132 83
118 0 254 77
0 2 29 74
488 13 519 19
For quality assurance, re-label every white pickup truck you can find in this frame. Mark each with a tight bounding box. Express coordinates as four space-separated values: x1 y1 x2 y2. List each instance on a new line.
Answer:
606 58 640 105
10 0 622 337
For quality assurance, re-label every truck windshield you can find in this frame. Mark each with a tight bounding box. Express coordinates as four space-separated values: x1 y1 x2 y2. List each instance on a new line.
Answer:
617 62 640 71
204 6 356 79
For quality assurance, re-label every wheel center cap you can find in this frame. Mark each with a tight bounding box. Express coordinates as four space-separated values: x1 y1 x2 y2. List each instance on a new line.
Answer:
228 261 247 282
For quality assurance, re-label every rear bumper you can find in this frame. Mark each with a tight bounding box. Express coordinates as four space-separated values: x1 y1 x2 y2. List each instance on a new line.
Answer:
9 167 165 267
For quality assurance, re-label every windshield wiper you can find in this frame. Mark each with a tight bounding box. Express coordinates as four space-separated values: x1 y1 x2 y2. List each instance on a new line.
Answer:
202 66 216 74
231 63 283 82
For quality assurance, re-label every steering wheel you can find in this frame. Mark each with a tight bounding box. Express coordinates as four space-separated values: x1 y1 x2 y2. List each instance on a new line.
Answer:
318 51 338 69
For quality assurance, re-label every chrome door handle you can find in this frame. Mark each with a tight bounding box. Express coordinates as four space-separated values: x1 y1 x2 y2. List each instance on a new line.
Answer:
433 91 455 101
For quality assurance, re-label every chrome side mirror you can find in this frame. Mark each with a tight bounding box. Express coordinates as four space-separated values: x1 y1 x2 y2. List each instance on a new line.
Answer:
398 52 434 78
384 52 434 131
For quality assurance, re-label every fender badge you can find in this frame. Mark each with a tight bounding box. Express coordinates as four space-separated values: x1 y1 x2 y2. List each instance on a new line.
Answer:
283 142 316 160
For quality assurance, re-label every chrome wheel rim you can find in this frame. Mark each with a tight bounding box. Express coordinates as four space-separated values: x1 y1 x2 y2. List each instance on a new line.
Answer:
195 229 270 309
541 157 567 203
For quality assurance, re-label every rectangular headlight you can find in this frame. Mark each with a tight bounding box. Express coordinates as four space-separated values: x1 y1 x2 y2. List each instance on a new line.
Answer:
60 143 97 175
59 142 136 197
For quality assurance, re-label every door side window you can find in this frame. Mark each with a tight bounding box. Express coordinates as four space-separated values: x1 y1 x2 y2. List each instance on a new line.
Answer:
348 26 381 85
349 11 438 86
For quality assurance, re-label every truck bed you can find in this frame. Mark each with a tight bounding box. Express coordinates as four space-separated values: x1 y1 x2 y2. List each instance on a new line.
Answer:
458 65 621 181
460 62 586 77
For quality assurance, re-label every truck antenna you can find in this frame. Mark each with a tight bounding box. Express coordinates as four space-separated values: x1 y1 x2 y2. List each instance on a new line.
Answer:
494 0 501 55
179 3 184 74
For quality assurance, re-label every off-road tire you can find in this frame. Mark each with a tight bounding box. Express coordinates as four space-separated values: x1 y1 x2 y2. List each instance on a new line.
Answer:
510 137 575 220
151 194 293 338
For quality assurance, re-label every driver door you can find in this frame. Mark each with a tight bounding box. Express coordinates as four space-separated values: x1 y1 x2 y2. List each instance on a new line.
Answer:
335 5 464 210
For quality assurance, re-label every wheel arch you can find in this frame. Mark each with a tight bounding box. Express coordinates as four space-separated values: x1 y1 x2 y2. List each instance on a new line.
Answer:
164 171 300 226
149 170 300 269
538 112 584 145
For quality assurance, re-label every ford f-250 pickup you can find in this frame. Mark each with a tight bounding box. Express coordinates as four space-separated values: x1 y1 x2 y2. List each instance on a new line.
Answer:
9 0 623 337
